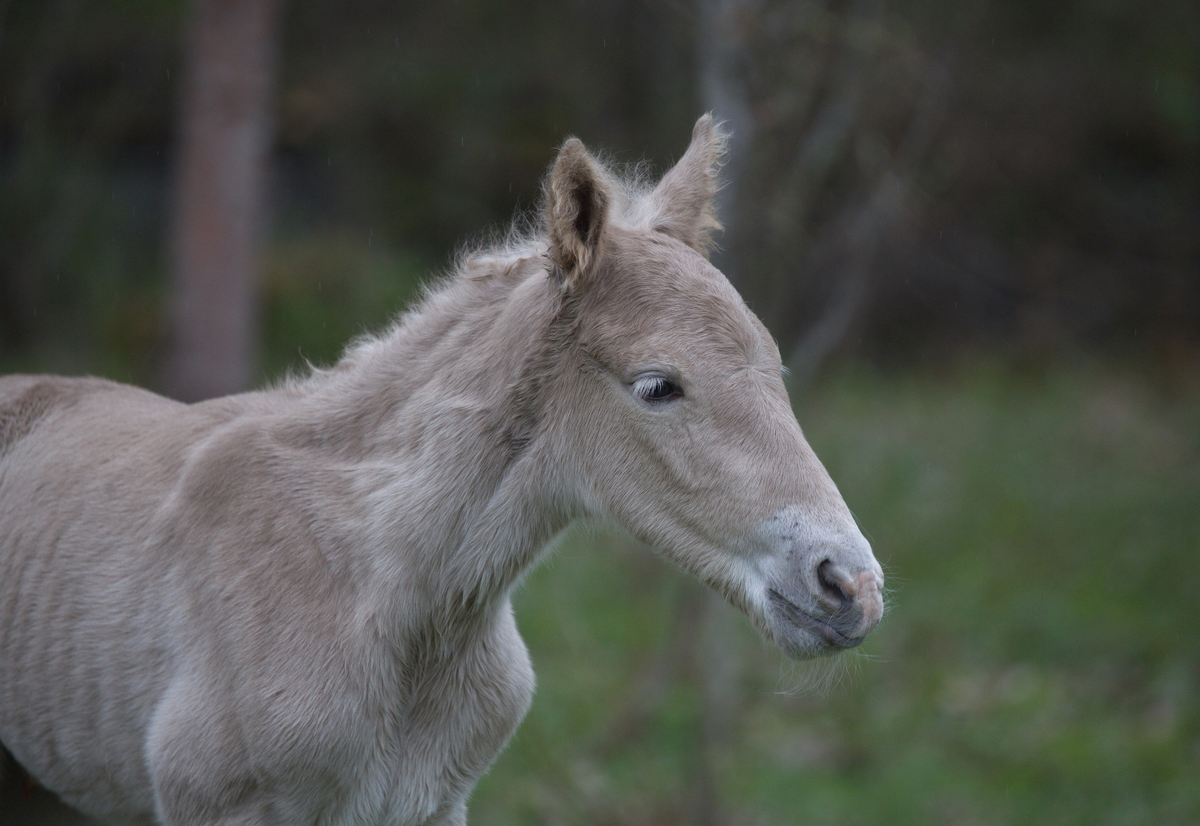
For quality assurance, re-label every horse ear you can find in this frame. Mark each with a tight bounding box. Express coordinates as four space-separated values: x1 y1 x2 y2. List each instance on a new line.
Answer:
544 137 613 290
648 114 728 257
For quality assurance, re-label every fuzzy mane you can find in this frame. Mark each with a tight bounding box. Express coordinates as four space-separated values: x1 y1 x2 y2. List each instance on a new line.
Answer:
331 124 727 382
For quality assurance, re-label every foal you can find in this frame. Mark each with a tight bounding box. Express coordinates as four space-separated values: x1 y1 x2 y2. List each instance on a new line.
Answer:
0 115 883 825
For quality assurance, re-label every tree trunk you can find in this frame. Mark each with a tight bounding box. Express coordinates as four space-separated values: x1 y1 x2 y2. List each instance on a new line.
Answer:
697 0 758 296
164 0 281 401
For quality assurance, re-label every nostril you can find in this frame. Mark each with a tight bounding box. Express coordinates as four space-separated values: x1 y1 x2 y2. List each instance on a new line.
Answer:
817 559 851 608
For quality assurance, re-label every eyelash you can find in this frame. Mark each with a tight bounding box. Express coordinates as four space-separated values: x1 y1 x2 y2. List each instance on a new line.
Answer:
632 374 683 404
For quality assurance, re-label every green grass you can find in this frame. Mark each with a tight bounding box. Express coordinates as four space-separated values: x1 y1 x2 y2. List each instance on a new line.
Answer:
472 361 1200 825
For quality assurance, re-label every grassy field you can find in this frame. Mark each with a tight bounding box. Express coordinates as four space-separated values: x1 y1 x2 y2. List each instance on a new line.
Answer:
472 361 1200 826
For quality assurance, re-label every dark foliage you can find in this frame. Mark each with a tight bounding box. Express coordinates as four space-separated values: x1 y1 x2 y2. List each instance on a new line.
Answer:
0 0 1195 384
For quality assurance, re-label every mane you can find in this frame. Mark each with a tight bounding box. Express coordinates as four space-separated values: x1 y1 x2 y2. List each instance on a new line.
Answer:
297 151 671 388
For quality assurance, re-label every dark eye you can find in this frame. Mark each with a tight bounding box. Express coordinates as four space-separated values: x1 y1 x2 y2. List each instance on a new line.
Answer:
632 373 683 404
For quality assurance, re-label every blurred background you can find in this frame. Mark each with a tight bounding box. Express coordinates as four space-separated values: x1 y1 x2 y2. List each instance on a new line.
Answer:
1 0 1197 823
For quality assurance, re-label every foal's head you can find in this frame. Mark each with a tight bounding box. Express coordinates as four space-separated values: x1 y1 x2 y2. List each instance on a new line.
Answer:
542 116 883 658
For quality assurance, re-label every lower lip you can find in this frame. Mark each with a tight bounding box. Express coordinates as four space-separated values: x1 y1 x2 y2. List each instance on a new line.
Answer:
767 589 862 649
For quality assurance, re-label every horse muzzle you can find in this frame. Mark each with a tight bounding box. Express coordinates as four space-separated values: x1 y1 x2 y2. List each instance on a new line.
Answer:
761 545 885 658
767 559 884 653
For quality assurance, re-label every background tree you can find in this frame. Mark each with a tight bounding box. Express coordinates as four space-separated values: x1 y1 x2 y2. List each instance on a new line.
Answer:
163 0 282 401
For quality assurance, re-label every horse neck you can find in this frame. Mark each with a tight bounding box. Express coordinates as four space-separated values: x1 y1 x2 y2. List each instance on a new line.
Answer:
292 255 579 634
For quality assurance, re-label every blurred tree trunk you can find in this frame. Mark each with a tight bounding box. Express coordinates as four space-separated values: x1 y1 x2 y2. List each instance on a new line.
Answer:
164 0 282 401
678 3 955 822
688 3 764 824
698 0 758 297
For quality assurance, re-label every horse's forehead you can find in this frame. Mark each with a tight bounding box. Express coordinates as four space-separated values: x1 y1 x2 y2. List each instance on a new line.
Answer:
601 234 769 360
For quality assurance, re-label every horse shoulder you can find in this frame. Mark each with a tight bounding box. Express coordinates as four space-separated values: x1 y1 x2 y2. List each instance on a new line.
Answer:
143 414 389 803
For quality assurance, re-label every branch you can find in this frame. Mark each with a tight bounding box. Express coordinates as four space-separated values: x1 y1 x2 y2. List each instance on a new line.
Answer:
785 55 955 388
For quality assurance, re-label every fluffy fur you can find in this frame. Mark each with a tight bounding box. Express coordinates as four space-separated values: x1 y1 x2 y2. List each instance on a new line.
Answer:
0 115 882 825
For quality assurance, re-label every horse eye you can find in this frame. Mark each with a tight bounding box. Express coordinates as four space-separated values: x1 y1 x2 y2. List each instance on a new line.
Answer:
632 374 683 404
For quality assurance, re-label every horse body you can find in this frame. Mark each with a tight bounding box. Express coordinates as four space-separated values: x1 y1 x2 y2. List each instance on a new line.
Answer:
0 271 555 824
0 117 884 825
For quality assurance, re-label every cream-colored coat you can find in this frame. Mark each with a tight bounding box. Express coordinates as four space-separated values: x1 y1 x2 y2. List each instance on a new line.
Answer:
0 117 883 825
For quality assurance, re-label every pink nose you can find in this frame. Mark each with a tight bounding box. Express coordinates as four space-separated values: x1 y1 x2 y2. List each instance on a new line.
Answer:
816 561 885 639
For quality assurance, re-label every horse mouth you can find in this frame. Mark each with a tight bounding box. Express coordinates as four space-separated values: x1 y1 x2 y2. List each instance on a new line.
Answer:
767 588 863 650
